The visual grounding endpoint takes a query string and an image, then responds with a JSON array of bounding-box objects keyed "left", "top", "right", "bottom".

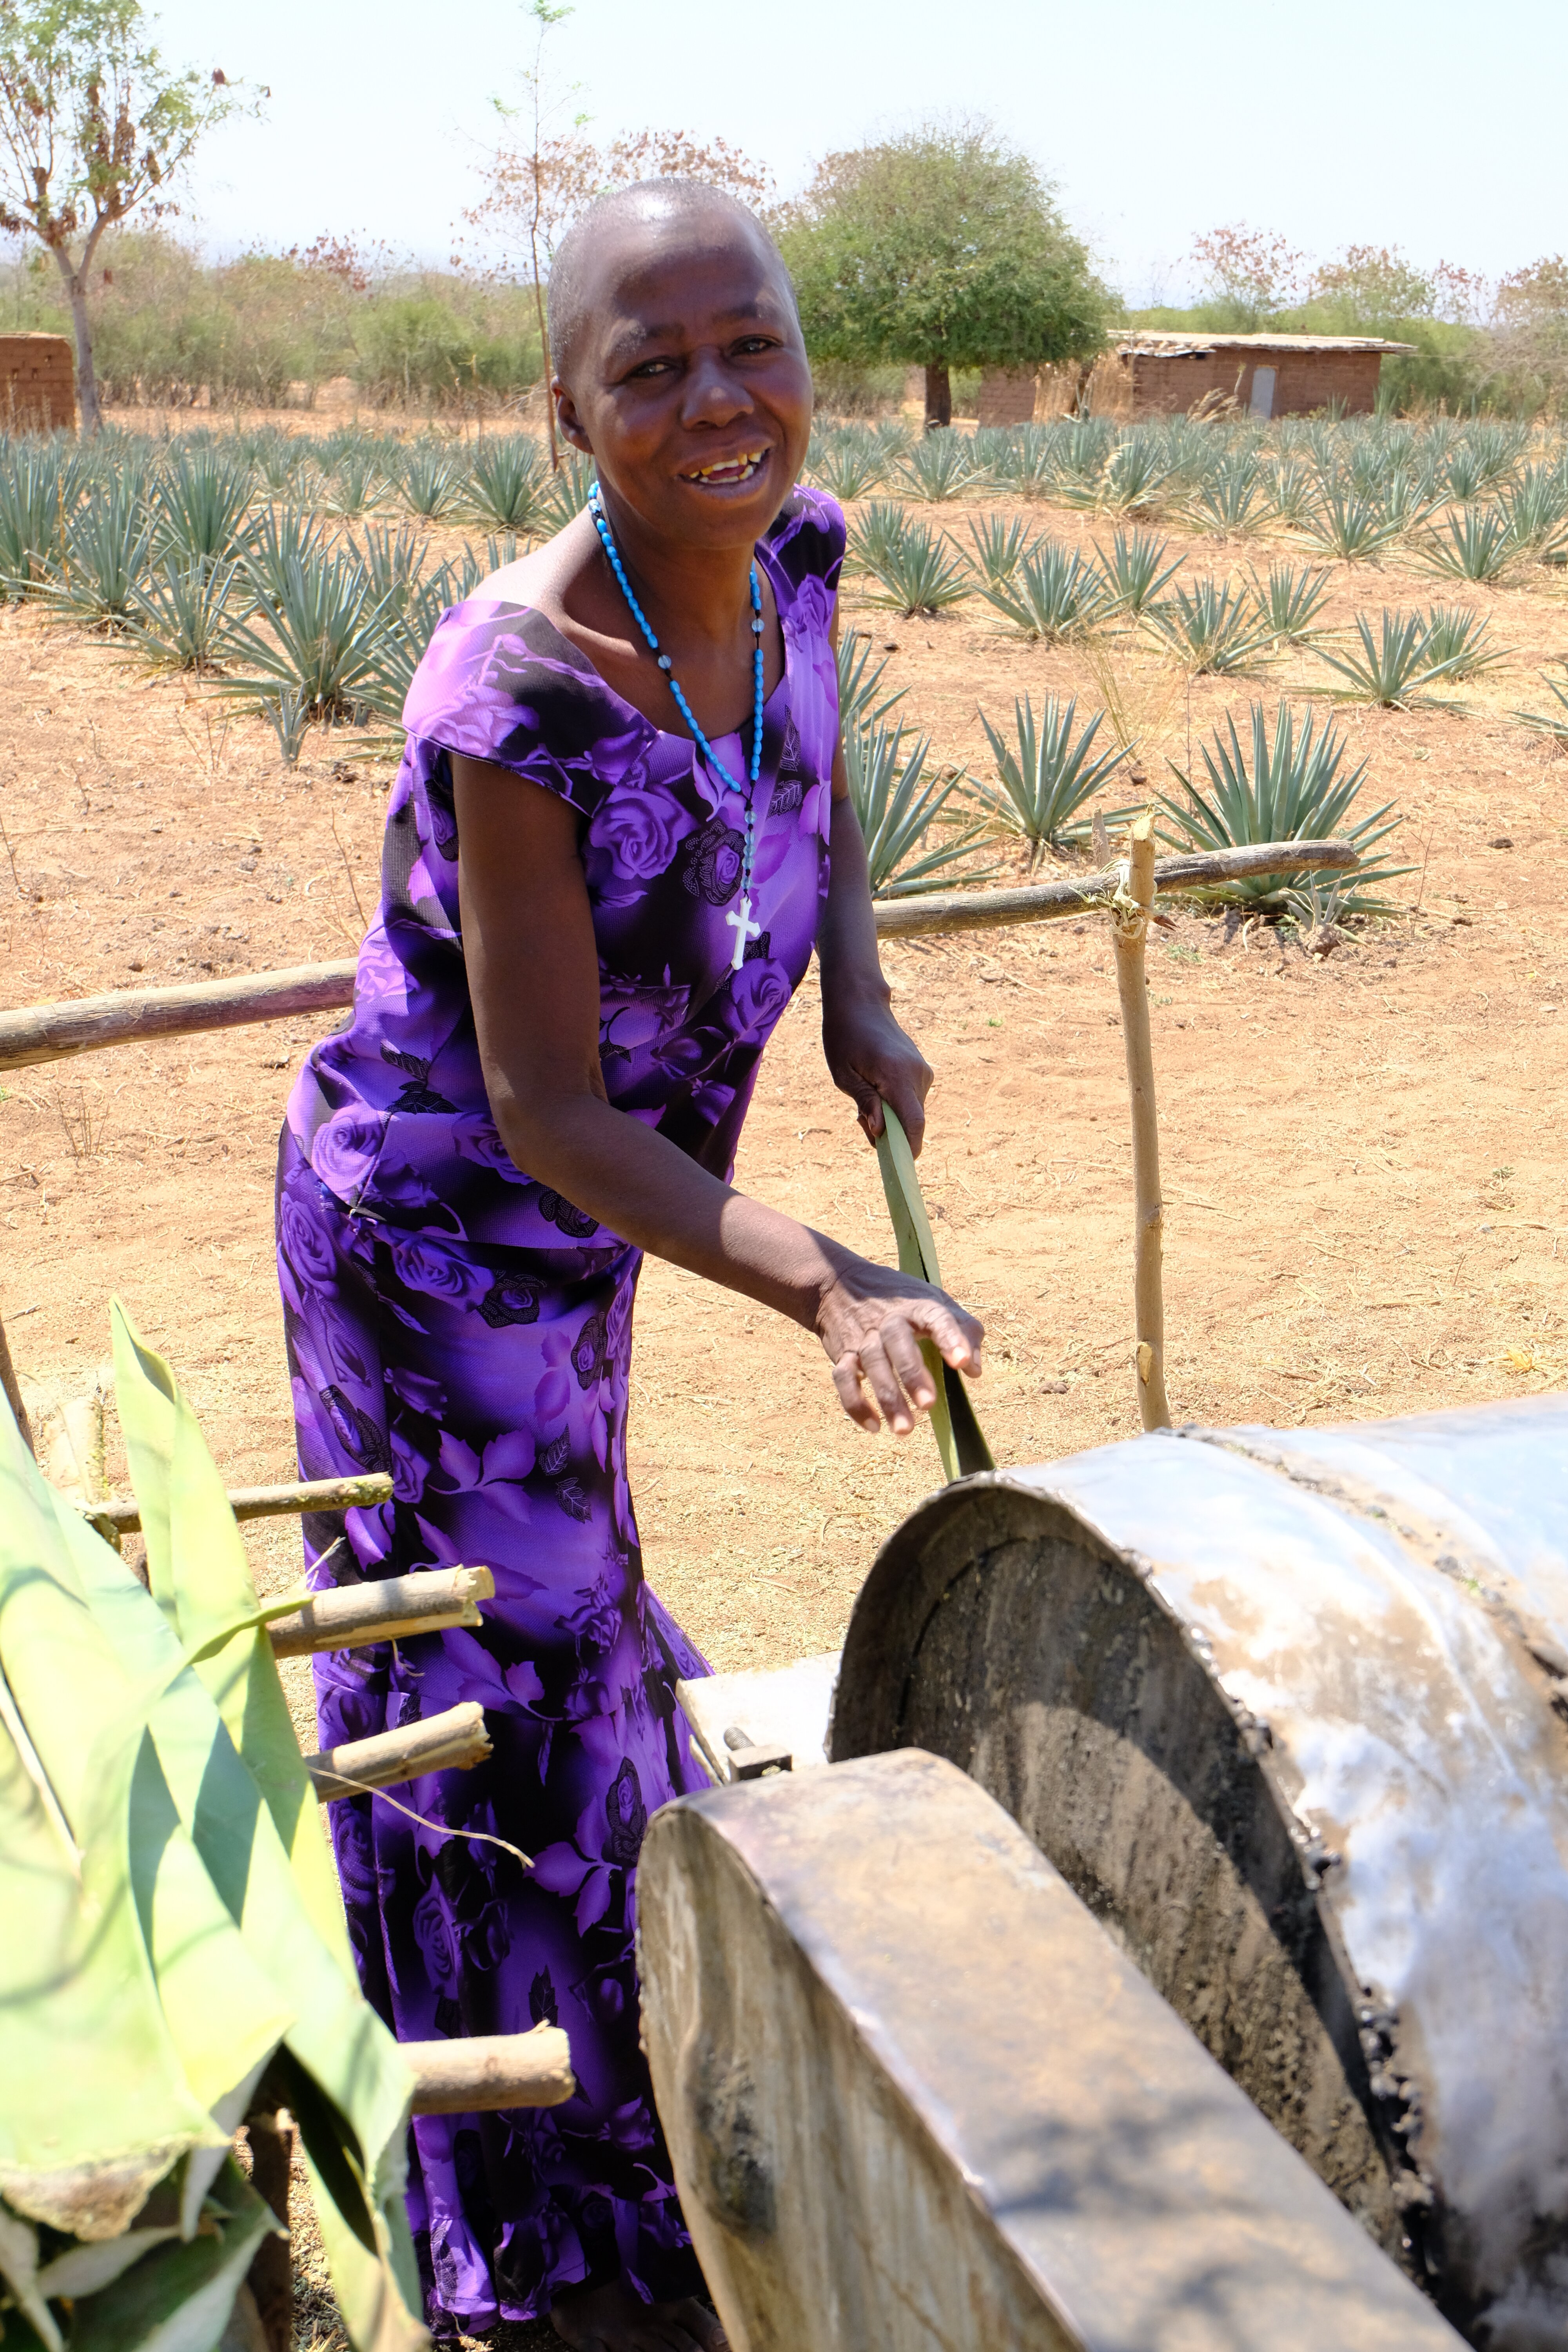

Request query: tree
[
  {"left": 0, "top": 0, "right": 249, "bottom": 432},
  {"left": 1491, "top": 257, "right": 1568, "bottom": 409},
  {"left": 777, "top": 121, "right": 1113, "bottom": 429},
  {"left": 467, "top": 6, "right": 772, "bottom": 465},
  {"left": 1187, "top": 224, "right": 1309, "bottom": 329}
]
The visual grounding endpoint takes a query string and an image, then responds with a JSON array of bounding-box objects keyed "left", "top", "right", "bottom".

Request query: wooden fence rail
[{"left": 0, "top": 840, "right": 1356, "bottom": 1072}]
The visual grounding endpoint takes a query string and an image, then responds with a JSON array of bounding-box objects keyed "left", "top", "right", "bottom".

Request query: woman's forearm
[{"left": 486, "top": 1072, "right": 846, "bottom": 1332}]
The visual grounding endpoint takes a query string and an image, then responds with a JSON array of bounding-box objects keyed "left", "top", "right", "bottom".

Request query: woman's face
[{"left": 555, "top": 215, "right": 814, "bottom": 554}]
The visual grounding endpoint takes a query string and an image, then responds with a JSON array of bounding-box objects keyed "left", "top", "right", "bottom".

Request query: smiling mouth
[{"left": 682, "top": 448, "right": 769, "bottom": 486}]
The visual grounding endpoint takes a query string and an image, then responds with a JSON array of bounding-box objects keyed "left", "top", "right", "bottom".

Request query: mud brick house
[
  {"left": 0, "top": 335, "right": 75, "bottom": 432},
  {"left": 1113, "top": 331, "right": 1413, "bottom": 419}
]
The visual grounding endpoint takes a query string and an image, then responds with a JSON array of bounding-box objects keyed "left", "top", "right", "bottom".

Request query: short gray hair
[{"left": 547, "top": 179, "right": 788, "bottom": 385}]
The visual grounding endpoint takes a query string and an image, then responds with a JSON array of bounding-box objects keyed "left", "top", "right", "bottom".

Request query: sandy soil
[{"left": 3, "top": 432, "right": 1566, "bottom": 2348}]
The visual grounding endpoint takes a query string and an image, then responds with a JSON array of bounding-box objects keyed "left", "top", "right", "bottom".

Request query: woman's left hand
[{"left": 822, "top": 984, "right": 934, "bottom": 1156}]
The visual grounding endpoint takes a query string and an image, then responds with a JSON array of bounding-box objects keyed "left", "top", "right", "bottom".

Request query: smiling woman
[{"left": 273, "top": 178, "right": 984, "bottom": 2352}]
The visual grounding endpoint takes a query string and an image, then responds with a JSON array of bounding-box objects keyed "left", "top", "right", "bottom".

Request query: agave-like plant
[
  {"left": 975, "top": 539, "right": 1109, "bottom": 640},
  {"left": 122, "top": 557, "right": 240, "bottom": 674},
  {"left": 34, "top": 469, "right": 154, "bottom": 628},
  {"left": 237, "top": 501, "right": 333, "bottom": 606},
  {"left": 846, "top": 499, "right": 908, "bottom": 575},
  {"left": 1096, "top": 434, "right": 1178, "bottom": 515},
  {"left": 846, "top": 719, "right": 994, "bottom": 896},
  {"left": 1420, "top": 603, "right": 1506, "bottom": 679},
  {"left": 1378, "top": 467, "right": 1439, "bottom": 535},
  {"left": 252, "top": 433, "right": 313, "bottom": 498},
  {"left": 1002, "top": 422, "right": 1063, "bottom": 499},
  {"left": 1344, "top": 437, "right": 1396, "bottom": 498},
  {"left": 0, "top": 443, "right": 84, "bottom": 593},
  {"left": 0, "top": 1307, "right": 429, "bottom": 2352},
  {"left": 1418, "top": 503, "right": 1517, "bottom": 583},
  {"left": 151, "top": 450, "right": 252, "bottom": 570},
  {"left": 1044, "top": 419, "right": 1112, "bottom": 508},
  {"left": 1093, "top": 526, "right": 1183, "bottom": 615},
  {"left": 807, "top": 425, "right": 886, "bottom": 501},
  {"left": 534, "top": 447, "right": 598, "bottom": 534},
  {"left": 320, "top": 447, "right": 388, "bottom": 521},
  {"left": 1512, "top": 668, "right": 1568, "bottom": 746},
  {"left": 896, "top": 432, "right": 975, "bottom": 502},
  {"left": 965, "top": 426, "right": 1019, "bottom": 492},
  {"left": 1266, "top": 456, "right": 1321, "bottom": 528},
  {"left": 1314, "top": 608, "right": 1468, "bottom": 707},
  {"left": 468, "top": 434, "right": 550, "bottom": 531},
  {"left": 222, "top": 524, "right": 394, "bottom": 722},
  {"left": 1450, "top": 421, "right": 1527, "bottom": 497},
  {"left": 962, "top": 512, "right": 1036, "bottom": 591},
  {"left": 872, "top": 416, "right": 916, "bottom": 463},
  {"left": 260, "top": 682, "right": 313, "bottom": 764},
  {"left": 1185, "top": 452, "right": 1268, "bottom": 535},
  {"left": 837, "top": 630, "right": 907, "bottom": 734},
  {"left": 1300, "top": 483, "right": 1406, "bottom": 562},
  {"left": 855, "top": 511, "right": 972, "bottom": 615},
  {"left": 1143, "top": 577, "right": 1275, "bottom": 674},
  {"left": 399, "top": 440, "right": 468, "bottom": 520},
  {"left": 1158, "top": 699, "right": 1405, "bottom": 910},
  {"left": 1495, "top": 465, "right": 1568, "bottom": 561},
  {"left": 350, "top": 519, "right": 433, "bottom": 615},
  {"left": 1245, "top": 560, "right": 1334, "bottom": 644},
  {"left": 972, "top": 693, "right": 1133, "bottom": 868}
]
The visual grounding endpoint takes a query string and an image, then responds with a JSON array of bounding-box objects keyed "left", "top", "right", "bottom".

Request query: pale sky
[{"left": 161, "top": 0, "right": 1562, "bottom": 301}]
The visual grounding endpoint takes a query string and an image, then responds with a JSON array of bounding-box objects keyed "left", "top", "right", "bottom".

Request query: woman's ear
[{"left": 554, "top": 380, "right": 593, "bottom": 455}]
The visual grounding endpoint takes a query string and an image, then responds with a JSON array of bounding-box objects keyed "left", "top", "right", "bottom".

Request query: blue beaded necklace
[{"left": 588, "top": 483, "right": 766, "bottom": 970}]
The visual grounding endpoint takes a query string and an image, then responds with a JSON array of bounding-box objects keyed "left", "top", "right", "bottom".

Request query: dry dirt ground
[{"left": 3, "top": 420, "right": 1566, "bottom": 2348}]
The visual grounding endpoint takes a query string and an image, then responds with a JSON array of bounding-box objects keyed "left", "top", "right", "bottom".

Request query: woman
[{"left": 276, "top": 179, "right": 984, "bottom": 2352}]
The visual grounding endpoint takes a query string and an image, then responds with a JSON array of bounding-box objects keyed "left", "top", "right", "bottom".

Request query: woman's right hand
[{"left": 815, "top": 1256, "right": 984, "bottom": 1436}]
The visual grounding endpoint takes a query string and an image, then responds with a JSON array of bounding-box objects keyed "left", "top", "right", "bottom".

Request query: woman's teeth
[{"left": 686, "top": 450, "right": 766, "bottom": 484}]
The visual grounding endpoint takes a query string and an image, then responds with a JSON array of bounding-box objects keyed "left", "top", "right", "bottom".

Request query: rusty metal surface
[
  {"left": 637, "top": 1749, "right": 1461, "bottom": 2352},
  {"left": 829, "top": 1398, "right": 1568, "bottom": 2350}
]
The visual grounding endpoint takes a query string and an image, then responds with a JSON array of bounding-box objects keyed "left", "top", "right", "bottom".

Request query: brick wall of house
[
  {"left": 0, "top": 335, "right": 76, "bottom": 432},
  {"left": 1125, "top": 347, "right": 1384, "bottom": 418},
  {"left": 976, "top": 368, "right": 1041, "bottom": 427}
]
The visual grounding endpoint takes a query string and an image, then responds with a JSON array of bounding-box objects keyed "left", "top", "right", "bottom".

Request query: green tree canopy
[
  {"left": 0, "top": 0, "right": 252, "bottom": 429},
  {"left": 778, "top": 122, "right": 1114, "bottom": 427}
]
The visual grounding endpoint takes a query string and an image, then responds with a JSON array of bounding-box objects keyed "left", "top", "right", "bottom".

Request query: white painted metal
[
  {"left": 677, "top": 1651, "right": 839, "bottom": 1784},
  {"left": 940, "top": 1398, "right": 1568, "bottom": 2349}
]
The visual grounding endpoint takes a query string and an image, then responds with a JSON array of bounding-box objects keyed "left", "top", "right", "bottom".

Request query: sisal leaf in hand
[{"left": 873, "top": 1106, "right": 994, "bottom": 1483}]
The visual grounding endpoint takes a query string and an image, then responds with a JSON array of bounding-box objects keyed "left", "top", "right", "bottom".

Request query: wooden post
[
  {"left": 302, "top": 1700, "right": 492, "bottom": 1800},
  {"left": 242, "top": 2109, "right": 294, "bottom": 2352},
  {"left": 403, "top": 2026, "right": 575, "bottom": 2114},
  {"left": 1111, "top": 816, "right": 1173, "bottom": 1432},
  {"left": 0, "top": 1309, "right": 32, "bottom": 1454},
  {"left": 267, "top": 1564, "right": 494, "bottom": 1658}
]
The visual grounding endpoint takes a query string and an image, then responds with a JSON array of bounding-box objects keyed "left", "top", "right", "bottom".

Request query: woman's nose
[{"left": 681, "top": 348, "right": 754, "bottom": 428}]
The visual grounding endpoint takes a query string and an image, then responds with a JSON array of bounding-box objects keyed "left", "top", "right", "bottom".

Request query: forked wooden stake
[{"left": 1111, "top": 816, "right": 1173, "bottom": 1432}]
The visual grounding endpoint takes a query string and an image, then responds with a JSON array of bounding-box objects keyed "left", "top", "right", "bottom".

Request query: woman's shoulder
[
  {"left": 402, "top": 597, "right": 647, "bottom": 793},
  {"left": 762, "top": 484, "right": 846, "bottom": 594}
]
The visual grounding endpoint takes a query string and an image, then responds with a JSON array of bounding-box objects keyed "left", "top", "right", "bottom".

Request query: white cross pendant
[{"left": 726, "top": 894, "right": 761, "bottom": 970}]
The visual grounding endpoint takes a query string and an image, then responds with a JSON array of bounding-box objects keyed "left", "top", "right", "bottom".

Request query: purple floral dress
[{"left": 275, "top": 488, "right": 844, "bottom": 2332}]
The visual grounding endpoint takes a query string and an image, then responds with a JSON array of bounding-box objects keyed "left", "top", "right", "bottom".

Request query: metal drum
[{"left": 829, "top": 1398, "right": 1568, "bottom": 2350}]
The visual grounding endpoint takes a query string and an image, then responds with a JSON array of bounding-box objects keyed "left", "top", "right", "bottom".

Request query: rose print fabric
[{"left": 276, "top": 488, "right": 845, "bottom": 2331}]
